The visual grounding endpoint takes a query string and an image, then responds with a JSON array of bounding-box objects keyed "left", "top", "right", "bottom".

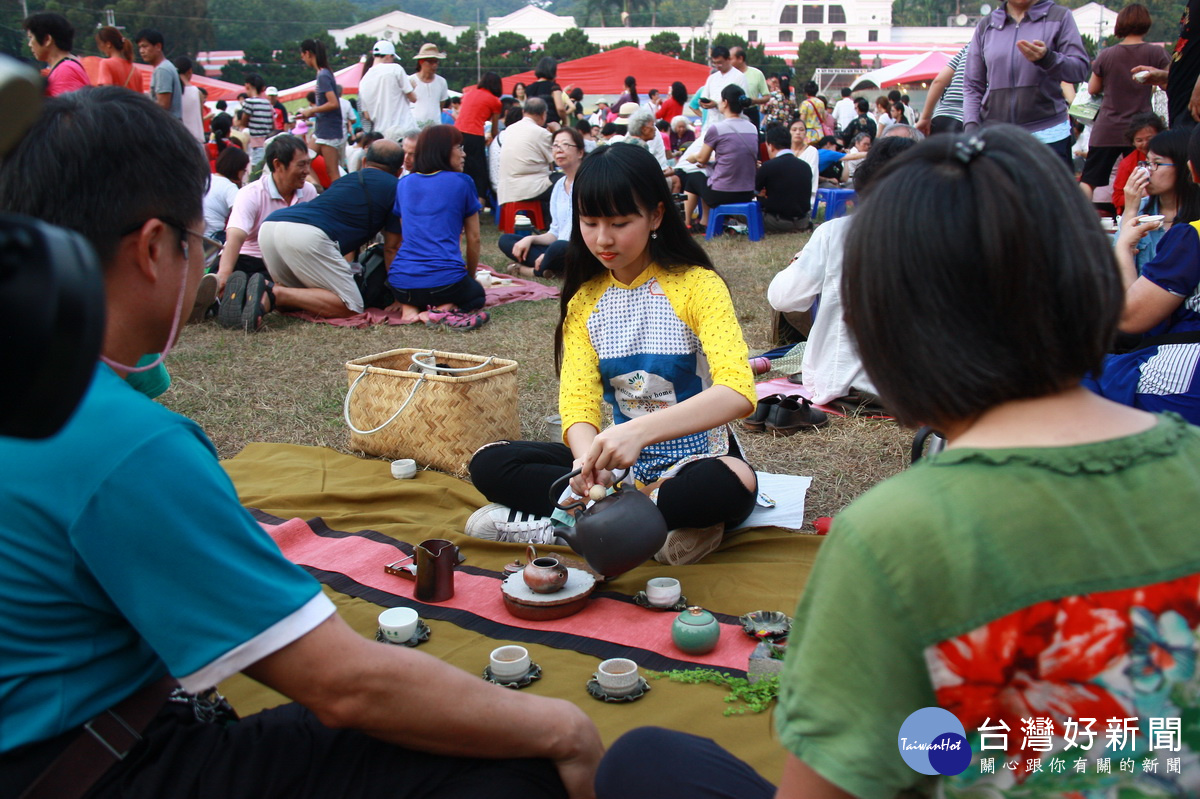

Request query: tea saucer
[
  {"left": 483, "top": 662, "right": 543, "bottom": 689},
  {"left": 739, "top": 610, "right": 791, "bottom": 641},
  {"left": 632, "top": 591, "right": 689, "bottom": 612},
  {"left": 375, "top": 619, "right": 431, "bottom": 647},
  {"left": 586, "top": 676, "right": 651, "bottom": 702}
]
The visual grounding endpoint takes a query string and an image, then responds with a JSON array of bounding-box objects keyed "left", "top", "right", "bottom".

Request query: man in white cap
[
  {"left": 266, "top": 85, "right": 288, "bottom": 133},
  {"left": 410, "top": 42, "right": 449, "bottom": 129},
  {"left": 357, "top": 39, "right": 416, "bottom": 135}
]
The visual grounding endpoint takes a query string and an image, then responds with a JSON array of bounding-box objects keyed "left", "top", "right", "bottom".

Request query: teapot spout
[{"left": 552, "top": 523, "right": 581, "bottom": 554}]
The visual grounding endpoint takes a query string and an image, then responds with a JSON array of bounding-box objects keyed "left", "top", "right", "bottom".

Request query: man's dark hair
[
  {"left": 244, "top": 73, "right": 265, "bottom": 93},
  {"left": 601, "top": 122, "right": 617, "bottom": 137},
  {"left": 173, "top": 56, "right": 192, "bottom": 75},
  {"left": 655, "top": 119, "right": 668, "bottom": 131},
  {"left": 887, "top": 89, "right": 902, "bottom": 103},
  {"left": 855, "top": 96, "right": 870, "bottom": 113},
  {"left": 842, "top": 126, "right": 1122, "bottom": 428},
  {"left": 265, "top": 134, "right": 307, "bottom": 173},
  {"left": 305, "top": 91, "right": 316, "bottom": 105},
  {"left": 764, "top": 124, "right": 791, "bottom": 150},
  {"left": 0, "top": 88, "right": 207, "bottom": 269},
  {"left": 23, "top": 13, "right": 74, "bottom": 52},
  {"left": 134, "top": 28, "right": 163, "bottom": 48},
  {"left": 363, "top": 131, "right": 385, "bottom": 145},
  {"left": 413, "top": 124, "right": 463, "bottom": 173},
  {"left": 817, "top": 135, "right": 841, "bottom": 149},
  {"left": 710, "top": 45, "right": 730, "bottom": 60},
  {"left": 216, "top": 100, "right": 227, "bottom": 110},
  {"left": 215, "top": 146, "right": 249, "bottom": 182},
  {"left": 803, "top": 80, "right": 818, "bottom": 96},
  {"left": 841, "top": 87, "right": 852, "bottom": 97},
  {"left": 575, "top": 119, "right": 592, "bottom": 135},
  {"left": 504, "top": 105, "right": 524, "bottom": 126},
  {"left": 365, "top": 139, "right": 405, "bottom": 174}
]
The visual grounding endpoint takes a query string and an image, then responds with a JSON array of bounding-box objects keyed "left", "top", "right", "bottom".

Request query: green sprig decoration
[{"left": 647, "top": 668, "right": 780, "bottom": 716}]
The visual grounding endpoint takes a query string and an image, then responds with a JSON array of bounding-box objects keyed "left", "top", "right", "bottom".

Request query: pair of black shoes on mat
[{"left": 744, "top": 394, "right": 829, "bottom": 435}]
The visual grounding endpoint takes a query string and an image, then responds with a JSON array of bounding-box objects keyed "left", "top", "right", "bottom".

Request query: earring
[{"left": 651, "top": 230, "right": 658, "bottom": 240}]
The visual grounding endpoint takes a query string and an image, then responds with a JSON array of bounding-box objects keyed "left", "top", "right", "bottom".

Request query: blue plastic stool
[
  {"left": 813, "top": 188, "right": 857, "bottom": 221},
  {"left": 705, "top": 200, "right": 764, "bottom": 241}
]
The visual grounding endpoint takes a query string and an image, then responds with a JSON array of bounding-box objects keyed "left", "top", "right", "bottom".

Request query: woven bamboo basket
[{"left": 344, "top": 349, "right": 520, "bottom": 476}]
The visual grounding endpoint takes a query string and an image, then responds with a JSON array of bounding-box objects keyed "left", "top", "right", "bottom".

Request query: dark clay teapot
[{"left": 548, "top": 468, "right": 668, "bottom": 579}]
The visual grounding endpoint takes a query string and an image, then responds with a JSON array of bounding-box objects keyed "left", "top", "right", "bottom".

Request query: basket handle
[
  {"left": 343, "top": 368, "right": 427, "bottom": 436},
  {"left": 343, "top": 353, "right": 500, "bottom": 436}
]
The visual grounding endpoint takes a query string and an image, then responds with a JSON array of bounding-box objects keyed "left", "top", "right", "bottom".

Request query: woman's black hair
[
  {"left": 478, "top": 71, "right": 503, "bottom": 97},
  {"left": 841, "top": 125, "right": 1124, "bottom": 428},
  {"left": 778, "top": 74, "right": 791, "bottom": 98},
  {"left": 670, "top": 81, "right": 688, "bottom": 105},
  {"left": 413, "top": 124, "right": 463, "bottom": 173},
  {"left": 1125, "top": 111, "right": 1165, "bottom": 143},
  {"left": 720, "top": 83, "right": 750, "bottom": 115},
  {"left": 504, "top": 104, "right": 524, "bottom": 126},
  {"left": 512, "top": 81, "right": 526, "bottom": 97},
  {"left": 535, "top": 56, "right": 558, "bottom": 81},
  {"left": 624, "top": 75, "right": 639, "bottom": 104},
  {"left": 23, "top": 12, "right": 74, "bottom": 52},
  {"left": 554, "top": 125, "right": 586, "bottom": 152},
  {"left": 554, "top": 143, "right": 717, "bottom": 371},
  {"left": 215, "top": 145, "right": 250, "bottom": 182},
  {"left": 300, "top": 39, "right": 330, "bottom": 70},
  {"left": 803, "top": 80, "right": 818, "bottom": 96},
  {"left": 1148, "top": 128, "right": 1200, "bottom": 224}
]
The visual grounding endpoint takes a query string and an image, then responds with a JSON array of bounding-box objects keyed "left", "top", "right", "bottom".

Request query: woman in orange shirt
[{"left": 95, "top": 26, "right": 142, "bottom": 92}]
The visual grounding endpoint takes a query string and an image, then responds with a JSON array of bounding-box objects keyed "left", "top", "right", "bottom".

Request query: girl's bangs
[{"left": 574, "top": 160, "right": 645, "bottom": 219}]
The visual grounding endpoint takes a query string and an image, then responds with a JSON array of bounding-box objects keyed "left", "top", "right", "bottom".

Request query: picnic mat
[
  {"left": 283, "top": 267, "right": 559, "bottom": 329},
  {"left": 218, "top": 443, "right": 822, "bottom": 782}
]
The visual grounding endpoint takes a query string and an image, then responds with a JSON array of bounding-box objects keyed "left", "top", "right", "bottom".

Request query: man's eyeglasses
[{"left": 121, "top": 218, "right": 223, "bottom": 265}]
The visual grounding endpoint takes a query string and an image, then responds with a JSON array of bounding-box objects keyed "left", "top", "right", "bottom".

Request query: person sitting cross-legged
[
  {"left": 498, "top": 126, "right": 585, "bottom": 279},
  {"left": 0, "top": 86, "right": 603, "bottom": 799}
]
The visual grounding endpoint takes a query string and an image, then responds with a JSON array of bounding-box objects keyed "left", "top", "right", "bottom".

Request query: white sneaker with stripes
[{"left": 465, "top": 503, "right": 560, "bottom": 544}]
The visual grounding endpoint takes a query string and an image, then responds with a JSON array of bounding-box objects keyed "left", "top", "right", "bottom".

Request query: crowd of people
[{"left": 9, "top": 0, "right": 1200, "bottom": 795}]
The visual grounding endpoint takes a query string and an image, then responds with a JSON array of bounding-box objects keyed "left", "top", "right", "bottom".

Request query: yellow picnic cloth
[{"left": 219, "top": 442, "right": 821, "bottom": 784}]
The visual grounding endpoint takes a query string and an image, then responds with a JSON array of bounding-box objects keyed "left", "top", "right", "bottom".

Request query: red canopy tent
[
  {"left": 501, "top": 47, "right": 712, "bottom": 97},
  {"left": 850, "top": 51, "right": 952, "bottom": 90},
  {"left": 277, "top": 62, "right": 364, "bottom": 103},
  {"left": 78, "top": 57, "right": 245, "bottom": 100}
]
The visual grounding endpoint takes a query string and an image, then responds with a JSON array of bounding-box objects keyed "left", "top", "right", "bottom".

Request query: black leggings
[
  {"left": 469, "top": 440, "right": 757, "bottom": 531},
  {"left": 497, "top": 235, "right": 568, "bottom": 276}
]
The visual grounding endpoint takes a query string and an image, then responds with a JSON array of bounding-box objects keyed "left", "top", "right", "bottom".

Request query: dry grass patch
[{"left": 161, "top": 222, "right": 911, "bottom": 526}]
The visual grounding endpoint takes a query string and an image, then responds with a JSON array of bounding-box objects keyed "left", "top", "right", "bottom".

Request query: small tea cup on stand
[
  {"left": 595, "top": 658, "right": 641, "bottom": 697},
  {"left": 645, "top": 577, "right": 682, "bottom": 608},
  {"left": 489, "top": 645, "right": 532, "bottom": 681},
  {"left": 378, "top": 607, "right": 419, "bottom": 643}
]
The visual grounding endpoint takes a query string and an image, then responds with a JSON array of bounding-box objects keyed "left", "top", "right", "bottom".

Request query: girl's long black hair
[
  {"left": 553, "top": 143, "right": 718, "bottom": 372},
  {"left": 1147, "top": 128, "right": 1200, "bottom": 224}
]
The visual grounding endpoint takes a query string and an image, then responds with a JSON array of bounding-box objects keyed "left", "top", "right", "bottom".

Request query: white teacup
[
  {"left": 391, "top": 458, "right": 417, "bottom": 479},
  {"left": 596, "top": 657, "right": 640, "bottom": 696},
  {"left": 378, "top": 607, "right": 420, "bottom": 643},
  {"left": 646, "top": 577, "right": 682, "bottom": 608},
  {"left": 490, "top": 645, "right": 531, "bottom": 680}
]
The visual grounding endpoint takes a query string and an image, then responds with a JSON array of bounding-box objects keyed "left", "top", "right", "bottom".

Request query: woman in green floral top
[{"left": 761, "top": 74, "right": 796, "bottom": 130}]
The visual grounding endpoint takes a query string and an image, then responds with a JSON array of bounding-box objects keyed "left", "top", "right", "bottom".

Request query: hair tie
[
  {"left": 953, "top": 135, "right": 985, "bottom": 164},
  {"left": 738, "top": 95, "right": 750, "bottom": 107}
]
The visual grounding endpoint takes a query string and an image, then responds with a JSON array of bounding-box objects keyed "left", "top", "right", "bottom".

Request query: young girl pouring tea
[{"left": 468, "top": 143, "right": 758, "bottom": 566}]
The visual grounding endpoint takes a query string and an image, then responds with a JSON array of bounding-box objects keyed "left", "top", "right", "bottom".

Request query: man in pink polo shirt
[{"left": 214, "top": 134, "right": 316, "bottom": 326}]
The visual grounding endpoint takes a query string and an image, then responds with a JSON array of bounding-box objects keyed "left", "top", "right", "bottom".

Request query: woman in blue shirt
[{"left": 389, "top": 124, "right": 488, "bottom": 330}]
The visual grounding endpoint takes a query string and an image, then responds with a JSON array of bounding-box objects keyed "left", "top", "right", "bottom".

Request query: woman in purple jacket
[{"left": 962, "top": 0, "right": 1089, "bottom": 169}]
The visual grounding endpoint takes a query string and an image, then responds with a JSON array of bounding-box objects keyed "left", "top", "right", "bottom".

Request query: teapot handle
[
  {"left": 549, "top": 468, "right": 587, "bottom": 511},
  {"left": 548, "top": 467, "right": 632, "bottom": 511}
]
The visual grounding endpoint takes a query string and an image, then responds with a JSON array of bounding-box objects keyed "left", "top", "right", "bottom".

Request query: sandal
[
  {"left": 240, "top": 273, "right": 276, "bottom": 332},
  {"left": 217, "top": 271, "right": 248, "bottom": 329},
  {"left": 426, "top": 308, "right": 489, "bottom": 330},
  {"left": 189, "top": 273, "right": 219, "bottom": 324}
]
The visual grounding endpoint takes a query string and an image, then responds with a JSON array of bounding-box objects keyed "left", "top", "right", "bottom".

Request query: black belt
[{"left": 15, "top": 676, "right": 179, "bottom": 799}]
